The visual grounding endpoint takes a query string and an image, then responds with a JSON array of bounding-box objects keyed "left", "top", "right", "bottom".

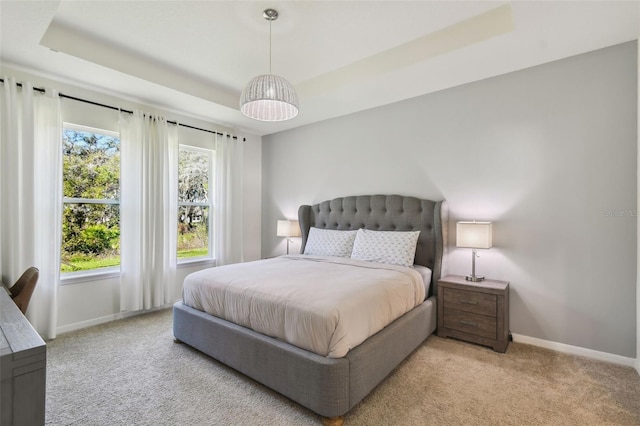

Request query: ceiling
[{"left": 1, "top": 1, "right": 638, "bottom": 137}]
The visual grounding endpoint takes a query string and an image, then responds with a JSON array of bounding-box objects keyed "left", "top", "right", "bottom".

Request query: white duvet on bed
[{"left": 182, "top": 254, "right": 426, "bottom": 358}]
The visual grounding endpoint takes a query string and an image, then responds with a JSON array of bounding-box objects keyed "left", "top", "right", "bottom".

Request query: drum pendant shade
[
  {"left": 240, "top": 9, "right": 299, "bottom": 122},
  {"left": 240, "top": 74, "right": 299, "bottom": 121}
]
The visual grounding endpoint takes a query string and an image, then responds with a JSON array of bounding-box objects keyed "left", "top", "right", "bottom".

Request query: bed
[{"left": 173, "top": 195, "right": 448, "bottom": 424}]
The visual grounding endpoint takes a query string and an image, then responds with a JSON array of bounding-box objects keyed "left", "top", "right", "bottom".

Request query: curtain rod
[{"left": 0, "top": 78, "right": 245, "bottom": 142}]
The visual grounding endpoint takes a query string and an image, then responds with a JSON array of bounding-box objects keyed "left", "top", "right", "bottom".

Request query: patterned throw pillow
[
  {"left": 351, "top": 229, "right": 420, "bottom": 267},
  {"left": 303, "top": 228, "right": 358, "bottom": 257}
]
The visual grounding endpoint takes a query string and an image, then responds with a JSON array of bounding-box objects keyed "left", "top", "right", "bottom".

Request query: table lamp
[
  {"left": 456, "top": 221, "right": 493, "bottom": 282},
  {"left": 277, "top": 220, "right": 301, "bottom": 255}
]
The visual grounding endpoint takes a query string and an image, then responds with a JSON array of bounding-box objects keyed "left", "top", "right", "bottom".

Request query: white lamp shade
[
  {"left": 277, "top": 220, "right": 301, "bottom": 238},
  {"left": 456, "top": 222, "right": 493, "bottom": 249},
  {"left": 240, "top": 74, "right": 299, "bottom": 122}
]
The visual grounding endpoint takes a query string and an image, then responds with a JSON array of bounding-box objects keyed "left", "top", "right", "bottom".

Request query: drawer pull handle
[
  {"left": 460, "top": 299, "right": 479, "bottom": 305},
  {"left": 459, "top": 320, "right": 478, "bottom": 327}
]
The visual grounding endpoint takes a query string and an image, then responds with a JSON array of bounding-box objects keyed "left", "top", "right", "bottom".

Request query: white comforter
[{"left": 182, "top": 255, "right": 426, "bottom": 358}]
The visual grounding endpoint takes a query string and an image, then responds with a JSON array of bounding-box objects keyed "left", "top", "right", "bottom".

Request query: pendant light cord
[
  {"left": 269, "top": 17, "right": 272, "bottom": 74},
  {"left": 262, "top": 9, "right": 278, "bottom": 75}
]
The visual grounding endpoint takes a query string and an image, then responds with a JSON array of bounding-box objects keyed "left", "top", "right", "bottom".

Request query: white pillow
[
  {"left": 303, "top": 228, "right": 358, "bottom": 257},
  {"left": 351, "top": 229, "right": 420, "bottom": 267}
]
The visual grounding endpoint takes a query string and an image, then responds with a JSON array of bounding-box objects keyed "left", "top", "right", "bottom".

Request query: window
[
  {"left": 178, "top": 145, "right": 213, "bottom": 260},
  {"left": 61, "top": 124, "right": 120, "bottom": 273}
]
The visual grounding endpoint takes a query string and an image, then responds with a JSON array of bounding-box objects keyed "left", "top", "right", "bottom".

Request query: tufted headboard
[{"left": 298, "top": 195, "right": 448, "bottom": 293}]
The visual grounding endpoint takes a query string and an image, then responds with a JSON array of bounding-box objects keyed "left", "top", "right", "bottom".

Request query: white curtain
[
  {"left": 119, "top": 111, "right": 178, "bottom": 311},
  {"left": 214, "top": 133, "right": 244, "bottom": 266},
  {"left": 0, "top": 78, "right": 62, "bottom": 339}
]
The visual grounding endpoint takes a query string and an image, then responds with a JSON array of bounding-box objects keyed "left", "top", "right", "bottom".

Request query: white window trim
[
  {"left": 60, "top": 267, "right": 120, "bottom": 285},
  {"left": 64, "top": 122, "right": 119, "bottom": 139},
  {"left": 177, "top": 258, "right": 215, "bottom": 269},
  {"left": 63, "top": 198, "right": 119, "bottom": 204}
]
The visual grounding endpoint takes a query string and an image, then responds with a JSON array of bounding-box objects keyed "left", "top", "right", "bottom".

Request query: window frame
[
  {"left": 60, "top": 122, "right": 121, "bottom": 280},
  {"left": 177, "top": 144, "right": 214, "bottom": 263}
]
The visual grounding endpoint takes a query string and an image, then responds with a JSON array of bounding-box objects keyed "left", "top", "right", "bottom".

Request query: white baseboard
[
  {"left": 56, "top": 304, "right": 174, "bottom": 336},
  {"left": 512, "top": 333, "right": 636, "bottom": 368},
  {"left": 635, "top": 357, "right": 640, "bottom": 375}
]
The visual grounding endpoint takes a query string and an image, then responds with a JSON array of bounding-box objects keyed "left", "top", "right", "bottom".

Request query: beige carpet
[{"left": 46, "top": 309, "right": 640, "bottom": 425}]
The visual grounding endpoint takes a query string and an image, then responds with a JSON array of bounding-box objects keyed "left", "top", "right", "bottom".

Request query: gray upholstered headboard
[{"left": 298, "top": 195, "right": 448, "bottom": 293}]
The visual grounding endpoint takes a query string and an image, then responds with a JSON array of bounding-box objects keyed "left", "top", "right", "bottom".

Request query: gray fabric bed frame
[{"left": 173, "top": 195, "right": 448, "bottom": 420}]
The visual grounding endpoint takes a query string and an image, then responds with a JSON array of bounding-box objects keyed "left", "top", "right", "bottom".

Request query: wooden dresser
[
  {"left": 437, "top": 275, "right": 510, "bottom": 353},
  {"left": 1, "top": 286, "right": 46, "bottom": 425}
]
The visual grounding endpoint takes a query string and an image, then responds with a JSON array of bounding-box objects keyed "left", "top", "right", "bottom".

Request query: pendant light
[{"left": 240, "top": 8, "right": 299, "bottom": 122}]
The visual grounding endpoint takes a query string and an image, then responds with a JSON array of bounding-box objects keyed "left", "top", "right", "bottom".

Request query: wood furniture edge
[
  {"left": 322, "top": 416, "right": 345, "bottom": 426},
  {"left": 1, "top": 286, "right": 46, "bottom": 425},
  {"left": 437, "top": 275, "right": 510, "bottom": 353}
]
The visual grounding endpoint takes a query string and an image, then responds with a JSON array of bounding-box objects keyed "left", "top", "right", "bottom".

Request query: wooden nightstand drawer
[
  {"left": 443, "top": 309, "right": 497, "bottom": 339},
  {"left": 443, "top": 287, "right": 497, "bottom": 317},
  {"left": 437, "top": 275, "right": 510, "bottom": 353}
]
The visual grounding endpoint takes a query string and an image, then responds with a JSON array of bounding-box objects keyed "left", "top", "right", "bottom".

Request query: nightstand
[{"left": 437, "top": 275, "right": 510, "bottom": 353}]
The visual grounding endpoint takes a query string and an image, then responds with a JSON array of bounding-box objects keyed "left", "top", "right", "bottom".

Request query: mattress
[{"left": 182, "top": 255, "right": 427, "bottom": 358}]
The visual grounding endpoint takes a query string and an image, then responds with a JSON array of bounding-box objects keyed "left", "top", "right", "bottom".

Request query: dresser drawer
[
  {"left": 437, "top": 276, "right": 510, "bottom": 352},
  {"left": 443, "top": 287, "right": 497, "bottom": 317},
  {"left": 443, "top": 309, "right": 497, "bottom": 339}
]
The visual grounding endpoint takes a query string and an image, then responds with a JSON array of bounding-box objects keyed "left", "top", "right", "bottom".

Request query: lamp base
[{"left": 465, "top": 275, "right": 485, "bottom": 282}]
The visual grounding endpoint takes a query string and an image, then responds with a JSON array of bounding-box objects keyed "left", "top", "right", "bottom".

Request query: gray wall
[{"left": 262, "top": 42, "right": 637, "bottom": 358}]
